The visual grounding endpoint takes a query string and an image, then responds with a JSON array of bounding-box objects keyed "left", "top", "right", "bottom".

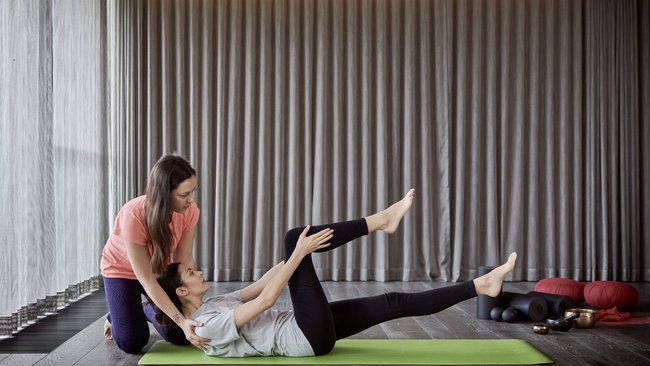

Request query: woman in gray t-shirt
[{"left": 152, "top": 189, "right": 518, "bottom": 357}]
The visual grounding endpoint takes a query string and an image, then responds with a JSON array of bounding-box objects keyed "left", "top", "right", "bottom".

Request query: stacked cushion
[{"left": 534, "top": 277, "right": 585, "bottom": 303}]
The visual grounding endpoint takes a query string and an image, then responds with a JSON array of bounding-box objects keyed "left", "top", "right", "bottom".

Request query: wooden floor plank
[
  {"left": 72, "top": 323, "right": 160, "bottom": 366},
  {"left": 0, "top": 354, "right": 46, "bottom": 366},
  {"left": 33, "top": 316, "right": 107, "bottom": 366}
]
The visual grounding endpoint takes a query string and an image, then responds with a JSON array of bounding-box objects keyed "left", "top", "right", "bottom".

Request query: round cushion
[
  {"left": 584, "top": 281, "right": 639, "bottom": 310},
  {"left": 534, "top": 278, "right": 585, "bottom": 303}
]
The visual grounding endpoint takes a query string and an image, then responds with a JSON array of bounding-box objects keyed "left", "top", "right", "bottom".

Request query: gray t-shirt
[{"left": 190, "top": 290, "right": 315, "bottom": 357}]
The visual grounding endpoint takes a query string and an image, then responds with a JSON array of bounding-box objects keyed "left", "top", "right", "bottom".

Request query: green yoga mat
[{"left": 139, "top": 339, "right": 553, "bottom": 365}]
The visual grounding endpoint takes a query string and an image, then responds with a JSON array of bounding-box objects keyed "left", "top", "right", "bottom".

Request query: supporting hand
[
  {"left": 180, "top": 317, "right": 210, "bottom": 351},
  {"left": 294, "top": 225, "right": 333, "bottom": 258}
]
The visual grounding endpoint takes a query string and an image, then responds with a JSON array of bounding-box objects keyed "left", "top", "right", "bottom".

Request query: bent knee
[
  {"left": 283, "top": 227, "right": 305, "bottom": 258},
  {"left": 114, "top": 334, "right": 149, "bottom": 354},
  {"left": 284, "top": 227, "right": 303, "bottom": 244},
  {"left": 313, "top": 339, "right": 336, "bottom": 356}
]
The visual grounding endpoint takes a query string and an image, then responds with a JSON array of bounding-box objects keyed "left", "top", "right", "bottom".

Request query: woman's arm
[
  {"left": 240, "top": 261, "right": 285, "bottom": 303},
  {"left": 126, "top": 241, "right": 210, "bottom": 350},
  {"left": 174, "top": 227, "right": 197, "bottom": 269},
  {"left": 232, "top": 226, "right": 333, "bottom": 330}
]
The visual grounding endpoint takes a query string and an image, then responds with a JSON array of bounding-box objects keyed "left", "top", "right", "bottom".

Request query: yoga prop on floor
[
  {"left": 490, "top": 306, "right": 504, "bottom": 321},
  {"left": 565, "top": 308, "right": 597, "bottom": 328},
  {"left": 501, "top": 292, "right": 548, "bottom": 322},
  {"left": 596, "top": 306, "right": 650, "bottom": 325},
  {"left": 490, "top": 306, "right": 518, "bottom": 323},
  {"left": 527, "top": 291, "right": 575, "bottom": 318},
  {"left": 501, "top": 307, "right": 518, "bottom": 323},
  {"left": 532, "top": 324, "right": 549, "bottom": 334},
  {"left": 477, "top": 266, "right": 502, "bottom": 320},
  {"left": 139, "top": 339, "right": 553, "bottom": 365},
  {"left": 545, "top": 312, "right": 579, "bottom": 332},
  {"left": 534, "top": 278, "right": 585, "bottom": 303},
  {"left": 484, "top": 291, "right": 576, "bottom": 324},
  {"left": 584, "top": 281, "right": 639, "bottom": 310}
]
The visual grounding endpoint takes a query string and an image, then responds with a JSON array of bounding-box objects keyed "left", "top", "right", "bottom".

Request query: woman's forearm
[
  {"left": 261, "top": 261, "right": 285, "bottom": 281},
  {"left": 256, "top": 254, "right": 302, "bottom": 309},
  {"left": 126, "top": 242, "right": 189, "bottom": 323},
  {"left": 233, "top": 253, "right": 303, "bottom": 328},
  {"left": 142, "top": 280, "right": 188, "bottom": 323},
  {"left": 241, "top": 261, "right": 285, "bottom": 302}
]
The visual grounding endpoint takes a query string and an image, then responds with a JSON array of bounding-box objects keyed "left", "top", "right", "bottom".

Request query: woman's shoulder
[
  {"left": 120, "top": 195, "right": 146, "bottom": 214},
  {"left": 124, "top": 195, "right": 146, "bottom": 206},
  {"left": 204, "top": 290, "right": 241, "bottom": 303}
]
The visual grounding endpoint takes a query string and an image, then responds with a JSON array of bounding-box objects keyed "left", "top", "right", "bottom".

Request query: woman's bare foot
[
  {"left": 366, "top": 189, "right": 415, "bottom": 234},
  {"left": 473, "top": 252, "right": 518, "bottom": 297},
  {"left": 104, "top": 319, "right": 113, "bottom": 340}
]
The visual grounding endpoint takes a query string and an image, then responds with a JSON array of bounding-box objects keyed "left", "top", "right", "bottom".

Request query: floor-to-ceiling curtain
[
  {"left": 107, "top": 0, "right": 650, "bottom": 284},
  {"left": 449, "top": 0, "right": 650, "bottom": 281},
  {"left": 0, "top": 0, "right": 107, "bottom": 336}
]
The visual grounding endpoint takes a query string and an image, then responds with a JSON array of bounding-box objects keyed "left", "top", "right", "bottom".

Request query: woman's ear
[{"left": 175, "top": 286, "right": 189, "bottom": 297}]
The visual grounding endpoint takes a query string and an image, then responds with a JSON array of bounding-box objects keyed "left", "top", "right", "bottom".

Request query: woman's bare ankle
[
  {"left": 474, "top": 252, "right": 517, "bottom": 297},
  {"left": 378, "top": 189, "right": 415, "bottom": 234}
]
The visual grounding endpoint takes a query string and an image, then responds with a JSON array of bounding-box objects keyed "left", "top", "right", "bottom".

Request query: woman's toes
[{"left": 104, "top": 319, "right": 113, "bottom": 340}]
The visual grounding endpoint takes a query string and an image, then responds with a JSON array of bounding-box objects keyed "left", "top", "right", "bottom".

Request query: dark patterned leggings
[
  {"left": 283, "top": 218, "right": 477, "bottom": 356},
  {"left": 103, "top": 277, "right": 188, "bottom": 353}
]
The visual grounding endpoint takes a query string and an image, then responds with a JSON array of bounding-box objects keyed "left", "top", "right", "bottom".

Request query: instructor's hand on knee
[{"left": 296, "top": 225, "right": 333, "bottom": 257}]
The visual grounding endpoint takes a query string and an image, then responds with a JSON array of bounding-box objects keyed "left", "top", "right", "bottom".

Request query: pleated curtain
[
  {"left": 107, "top": 0, "right": 650, "bottom": 283},
  {"left": 1, "top": 0, "right": 107, "bottom": 324}
]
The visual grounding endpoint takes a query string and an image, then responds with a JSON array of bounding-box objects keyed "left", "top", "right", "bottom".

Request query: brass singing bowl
[
  {"left": 565, "top": 308, "right": 597, "bottom": 329},
  {"left": 532, "top": 324, "right": 549, "bottom": 334}
]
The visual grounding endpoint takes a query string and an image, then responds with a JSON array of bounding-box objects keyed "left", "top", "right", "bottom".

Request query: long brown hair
[
  {"left": 150, "top": 262, "right": 184, "bottom": 327},
  {"left": 145, "top": 154, "right": 196, "bottom": 275}
]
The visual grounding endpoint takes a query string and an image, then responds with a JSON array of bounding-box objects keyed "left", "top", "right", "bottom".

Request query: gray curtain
[
  {"left": 107, "top": 0, "right": 650, "bottom": 283},
  {"left": 0, "top": 0, "right": 107, "bottom": 323}
]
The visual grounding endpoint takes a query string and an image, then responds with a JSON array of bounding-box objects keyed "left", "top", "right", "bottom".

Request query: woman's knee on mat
[{"left": 114, "top": 333, "right": 150, "bottom": 354}]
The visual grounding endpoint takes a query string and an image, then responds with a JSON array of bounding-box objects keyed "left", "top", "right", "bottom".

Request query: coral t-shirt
[{"left": 100, "top": 195, "right": 200, "bottom": 280}]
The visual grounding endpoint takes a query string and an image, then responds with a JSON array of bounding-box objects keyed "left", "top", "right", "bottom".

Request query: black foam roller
[
  {"left": 527, "top": 291, "right": 576, "bottom": 318},
  {"left": 477, "top": 266, "right": 502, "bottom": 319},
  {"left": 502, "top": 292, "right": 548, "bottom": 321}
]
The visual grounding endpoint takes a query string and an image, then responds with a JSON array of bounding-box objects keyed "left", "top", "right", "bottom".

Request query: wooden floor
[{"left": 1, "top": 281, "right": 648, "bottom": 365}]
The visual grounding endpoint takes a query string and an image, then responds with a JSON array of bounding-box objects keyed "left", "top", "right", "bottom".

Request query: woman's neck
[{"left": 181, "top": 296, "right": 204, "bottom": 316}]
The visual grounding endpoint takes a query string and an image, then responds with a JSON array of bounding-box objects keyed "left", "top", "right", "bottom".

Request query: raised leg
[
  {"left": 284, "top": 189, "right": 416, "bottom": 355},
  {"left": 283, "top": 219, "right": 369, "bottom": 355},
  {"left": 329, "top": 252, "right": 518, "bottom": 339}
]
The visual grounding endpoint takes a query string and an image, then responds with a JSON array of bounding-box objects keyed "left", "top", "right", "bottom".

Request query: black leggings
[{"left": 283, "top": 219, "right": 477, "bottom": 356}]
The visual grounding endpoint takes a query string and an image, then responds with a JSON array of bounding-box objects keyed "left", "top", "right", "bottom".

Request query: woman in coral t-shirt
[{"left": 100, "top": 154, "right": 210, "bottom": 353}]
